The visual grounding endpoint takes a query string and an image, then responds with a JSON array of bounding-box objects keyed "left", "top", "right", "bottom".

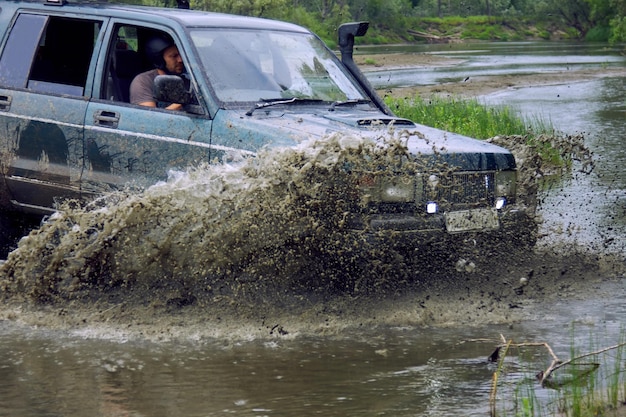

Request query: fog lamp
[
  {"left": 495, "top": 197, "right": 507, "bottom": 210},
  {"left": 426, "top": 201, "right": 439, "bottom": 214}
]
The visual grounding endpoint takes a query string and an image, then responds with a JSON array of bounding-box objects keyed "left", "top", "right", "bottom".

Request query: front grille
[{"left": 424, "top": 171, "right": 495, "bottom": 206}]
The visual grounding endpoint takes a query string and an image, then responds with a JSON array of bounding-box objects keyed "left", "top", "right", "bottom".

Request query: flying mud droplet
[{"left": 455, "top": 258, "right": 476, "bottom": 273}]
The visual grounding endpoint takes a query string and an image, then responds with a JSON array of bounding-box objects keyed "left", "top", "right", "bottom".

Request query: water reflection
[{"left": 0, "top": 321, "right": 502, "bottom": 416}]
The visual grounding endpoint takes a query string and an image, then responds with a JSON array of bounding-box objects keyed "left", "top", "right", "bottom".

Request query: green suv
[{"left": 0, "top": 0, "right": 531, "bottom": 257}]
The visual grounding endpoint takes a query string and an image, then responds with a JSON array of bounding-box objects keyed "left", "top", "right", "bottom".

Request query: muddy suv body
[{"left": 0, "top": 0, "right": 531, "bottom": 253}]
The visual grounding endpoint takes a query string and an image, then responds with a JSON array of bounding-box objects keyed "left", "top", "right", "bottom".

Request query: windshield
[{"left": 190, "top": 29, "right": 368, "bottom": 104}]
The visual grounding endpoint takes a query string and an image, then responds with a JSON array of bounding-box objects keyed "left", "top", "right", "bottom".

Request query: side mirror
[{"left": 154, "top": 75, "right": 191, "bottom": 105}]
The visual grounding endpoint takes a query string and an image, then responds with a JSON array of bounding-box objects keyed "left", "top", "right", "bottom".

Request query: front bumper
[
  {"left": 349, "top": 205, "right": 531, "bottom": 236},
  {"left": 340, "top": 206, "right": 537, "bottom": 259}
]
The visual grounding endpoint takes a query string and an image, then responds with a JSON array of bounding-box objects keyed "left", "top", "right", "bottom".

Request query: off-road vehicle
[{"left": 0, "top": 0, "right": 532, "bottom": 257}]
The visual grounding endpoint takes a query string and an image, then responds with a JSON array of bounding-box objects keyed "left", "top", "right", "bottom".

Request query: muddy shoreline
[{"left": 356, "top": 52, "right": 626, "bottom": 98}]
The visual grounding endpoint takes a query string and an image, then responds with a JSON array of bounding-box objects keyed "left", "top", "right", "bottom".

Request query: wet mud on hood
[{"left": 222, "top": 109, "right": 517, "bottom": 171}]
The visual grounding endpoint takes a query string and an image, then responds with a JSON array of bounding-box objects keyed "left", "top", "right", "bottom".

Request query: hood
[{"left": 211, "top": 108, "right": 516, "bottom": 171}]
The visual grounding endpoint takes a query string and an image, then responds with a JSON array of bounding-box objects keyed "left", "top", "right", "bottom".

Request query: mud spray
[{"left": 0, "top": 131, "right": 621, "bottom": 341}]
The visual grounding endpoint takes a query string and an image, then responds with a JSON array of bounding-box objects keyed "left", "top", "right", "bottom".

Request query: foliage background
[{"left": 112, "top": 0, "right": 626, "bottom": 46}]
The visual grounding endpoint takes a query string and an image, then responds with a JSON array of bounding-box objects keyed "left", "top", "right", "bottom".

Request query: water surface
[{"left": 1, "top": 41, "right": 625, "bottom": 417}]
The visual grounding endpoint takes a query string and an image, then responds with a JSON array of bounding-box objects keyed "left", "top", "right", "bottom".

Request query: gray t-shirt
[{"left": 129, "top": 69, "right": 159, "bottom": 105}]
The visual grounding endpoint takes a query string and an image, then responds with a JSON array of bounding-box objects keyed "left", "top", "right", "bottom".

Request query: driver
[{"left": 130, "top": 35, "right": 185, "bottom": 110}]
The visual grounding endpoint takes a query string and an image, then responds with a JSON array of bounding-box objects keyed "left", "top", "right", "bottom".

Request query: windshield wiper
[
  {"left": 246, "top": 97, "right": 324, "bottom": 116},
  {"left": 328, "top": 99, "right": 372, "bottom": 112}
]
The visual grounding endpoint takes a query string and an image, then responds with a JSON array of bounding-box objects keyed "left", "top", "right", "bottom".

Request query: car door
[
  {"left": 0, "top": 13, "right": 104, "bottom": 213},
  {"left": 83, "top": 23, "right": 213, "bottom": 195}
]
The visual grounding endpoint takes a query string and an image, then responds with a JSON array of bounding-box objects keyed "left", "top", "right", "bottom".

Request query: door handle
[
  {"left": 93, "top": 110, "right": 120, "bottom": 129},
  {"left": 0, "top": 95, "right": 12, "bottom": 111}
]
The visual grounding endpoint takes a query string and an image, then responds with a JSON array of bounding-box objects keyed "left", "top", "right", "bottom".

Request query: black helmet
[{"left": 145, "top": 35, "right": 174, "bottom": 70}]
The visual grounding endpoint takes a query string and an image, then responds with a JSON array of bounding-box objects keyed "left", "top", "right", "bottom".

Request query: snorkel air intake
[{"left": 338, "top": 22, "right": 393, "bottom": 116}]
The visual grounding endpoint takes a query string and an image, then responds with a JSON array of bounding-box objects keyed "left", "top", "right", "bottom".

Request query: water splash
[
  {"left": 1, "top": 131, "right": 619, "bottom": 341},
  {"left": 0, "top": 133, "right": 434, "bottom": 303}
]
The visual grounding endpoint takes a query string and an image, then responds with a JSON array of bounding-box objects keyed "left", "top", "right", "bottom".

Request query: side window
[
  {"left": 102, "top": 25, "right": 198, "bottom": 108},
  {"left": 29, "top": 16, "right": 101, "bottom": 96},
  {"left": 102, "top": 25, "right": 148, "bottom": 102},
  {"left": 0, "top": 13, "right": 101, "bottom": 96},
  {"left": 0, "top": 14, "right": 47, "bottom": 89}
]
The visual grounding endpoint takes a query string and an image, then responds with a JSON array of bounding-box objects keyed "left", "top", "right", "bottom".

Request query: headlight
[
  {"left": 495, "top": 170, "right": 517, "bottom": 198},
  {"left": 380, "top": 176, "right": 414, "bottom": 202},
  {"left": 357, "top": 174, "right": 415, "bottom": 203}
]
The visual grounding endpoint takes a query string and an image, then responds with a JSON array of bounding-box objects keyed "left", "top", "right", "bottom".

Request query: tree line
[{"left": 118, "top": 0, "right": 626, "bottom": 44}]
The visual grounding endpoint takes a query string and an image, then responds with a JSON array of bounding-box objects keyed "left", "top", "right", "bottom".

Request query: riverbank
[{"left": 356, "top": 51, "right": 626, "bottom": 98}]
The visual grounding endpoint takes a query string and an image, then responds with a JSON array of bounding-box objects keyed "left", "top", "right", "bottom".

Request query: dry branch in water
[
  {"left": 489, "top": 334, "right": 626, "bottom": 386},
  {"left": 486, "top": 334, "right": 626, "bottom": 416}
]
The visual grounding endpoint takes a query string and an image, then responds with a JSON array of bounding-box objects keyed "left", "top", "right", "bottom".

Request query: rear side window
[
  {"left": 0, "top": 14, "right": 46, "bottom": 89},
  {"left": 0, "top": 13, "right": 101, "bottom": 96}
]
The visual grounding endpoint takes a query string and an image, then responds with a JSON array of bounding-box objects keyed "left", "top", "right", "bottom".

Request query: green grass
[
  {"left": 385, "top": 94, "right": 552, "bottom": 139},
  {"left": 362, "top": 57, "right": 378, "bottom": 66},
  {"left": 410, "top": 16, "right": 580, "bottom": 41}
]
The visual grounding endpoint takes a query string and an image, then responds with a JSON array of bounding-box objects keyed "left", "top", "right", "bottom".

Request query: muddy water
[
  {"left": 1, "top": 42, "right": 625, "bottom": 416},
  {"left": 484, "top": 76, "right": 626, "bottom": 255}
]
